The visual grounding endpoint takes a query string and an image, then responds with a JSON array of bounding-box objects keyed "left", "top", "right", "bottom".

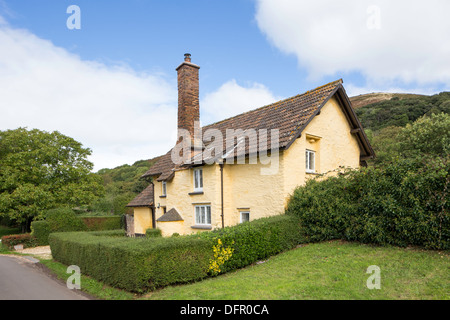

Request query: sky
[{"left": 0, "top": 0, "right": 449, "bottom": 171}]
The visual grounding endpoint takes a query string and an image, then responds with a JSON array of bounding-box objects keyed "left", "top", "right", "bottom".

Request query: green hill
[{"left": 91, "top": 156, "right": 161, "bottom": 214}]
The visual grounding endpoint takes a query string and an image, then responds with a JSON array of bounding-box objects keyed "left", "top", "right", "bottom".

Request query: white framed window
[
  {"left": 306, "top": 149, "right": 315, "bottom": 173},
  {"left": 240, "top": 211, "right": 250, "bottom": 223},
  {"left": 161, "top": 181, "right": 167, "bottom": 196},
  {"left": 195, "top": 205, "right": 211, "bottom": 225},
  {"left": 193, "top": 168, "right": 203, "bottom": 192}
]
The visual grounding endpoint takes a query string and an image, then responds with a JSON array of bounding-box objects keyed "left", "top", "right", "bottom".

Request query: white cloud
[
  {"left": 255, "top": 0, "right": 450, "bottom": 88},
  {"left": 201, "top": 79, "right": 281, "bottom": 125},
  {"left": 0, "top": 19, "right": 178, "bottom": 171}
]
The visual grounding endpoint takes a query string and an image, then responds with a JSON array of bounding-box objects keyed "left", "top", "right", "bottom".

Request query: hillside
[
  {"left": 352, "top": 91, "right": 450, "bottom": 131},
  {"left": 349, "top": 92, "right": 427, "bottom": 109},
  {"left": 91, "top": 156, "right": 161, "bottom": 214}
]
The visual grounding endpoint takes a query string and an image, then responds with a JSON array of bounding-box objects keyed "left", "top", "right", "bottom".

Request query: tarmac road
[{"left": 0, "top": 255, "right": 90, "bottom": 300}]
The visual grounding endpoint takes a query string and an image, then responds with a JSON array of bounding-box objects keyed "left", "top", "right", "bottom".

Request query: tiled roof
[
  {"left": 156, "top": 208, "right": 184, "bottom": 222},
  {"left": 126, "top": 184, "right": 154, "bottom": 207},
  {"left": 142, "top": 79, "right": 374, "bottom": 180}
]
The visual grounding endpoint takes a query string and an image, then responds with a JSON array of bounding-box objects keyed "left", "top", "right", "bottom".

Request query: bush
[
  {"left": 49, "top": 215, "right": 304, "bottom": 292},
  {"left": 30, "top": 221, "right": 51, "bottom": 246},
  {"left": 145, "top": 228, "right": 162, "bottom": 238},
  {"left": 1, "top": 233, "right": 37, "bottom": 249},
  {"left": 286, "top": 157, "right": 449, "bottom": 250},
  {"left": 46, "top": 207, "right": 87, "bottom": 233}
]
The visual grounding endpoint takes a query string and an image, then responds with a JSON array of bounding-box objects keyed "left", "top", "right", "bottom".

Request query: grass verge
[{"left": 143, "top": 241, "right": 449, "bottom": 300}]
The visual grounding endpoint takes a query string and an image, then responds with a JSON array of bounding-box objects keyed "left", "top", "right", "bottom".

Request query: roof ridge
[{"left": 202, "top": 79, "right": 343, "bottom": 129}]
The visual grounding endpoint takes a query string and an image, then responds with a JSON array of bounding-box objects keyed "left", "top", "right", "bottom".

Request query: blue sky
[{"left": 1, "top": 0, "right": 449, "bottom": 170}]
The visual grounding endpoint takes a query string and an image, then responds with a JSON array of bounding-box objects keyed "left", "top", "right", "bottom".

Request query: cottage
[{"left": 126, "top": 54, "right": 374, "bottom": 236}]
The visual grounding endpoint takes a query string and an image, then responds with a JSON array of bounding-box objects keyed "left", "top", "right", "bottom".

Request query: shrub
[
  {"left": 145, "top": 228, "right": 162, "bottom": 238},
  {"left": 46, "top": 207, "right": 87, "bottom": 232},
  {"left": 30, "top": 221, "right": 51, "bottom": 246},
  {"left": 286, "top": 157, "right": 449, "bottom": 250},
  {"left": 1, "top": 233, "right": 37, "bottom": 249}
]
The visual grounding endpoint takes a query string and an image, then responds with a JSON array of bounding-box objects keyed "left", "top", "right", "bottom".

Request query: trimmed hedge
[
  {"left": 145, "top": 228, "right": 162, "bottom": 238},
  {"left": 49, "top": 230, "right": 212, "bottom": 292},
  {"left": 31, "top": 208, "right": 123, "bottom": 245},
  {"left": 200, "top": 214, "right": 305, "bottom": 273},
  {"left": 49, "top": 215, "right": 304, "bottom": 292}
]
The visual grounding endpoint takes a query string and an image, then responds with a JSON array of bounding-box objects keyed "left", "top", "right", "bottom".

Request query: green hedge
[
  {"left": 145, "top": 228, "right": 162, "bottom": 238},
  {"left": 200, "top": 215, "right": 304, "bottom": 273},
  {"left": 49, "top": 230, "right": 211, "bottom": 292},
  {"left": 49, "top": 215, "right": 304, "bottom": 292},
  {"left": 31, "top": 208, "right": 123, "bottom": 245},
  {"left": 286, "top": 157, "right": 449, "bottom": 250}
]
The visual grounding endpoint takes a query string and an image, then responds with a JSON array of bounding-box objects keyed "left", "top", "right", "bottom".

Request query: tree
[
  {"left": 0, "top": 128, "right": 104, "bottom": 231},
  {"left": 398, "top": 113, "right": 450, "bottom": 159}
]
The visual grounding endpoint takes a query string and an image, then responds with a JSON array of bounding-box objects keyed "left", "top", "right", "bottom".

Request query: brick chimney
[{"left": 176, "top": 53, "right": 201, "bottom": 149}]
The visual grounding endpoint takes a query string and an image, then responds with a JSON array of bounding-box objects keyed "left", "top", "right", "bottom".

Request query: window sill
[
  {"left": 306, "top": 171, "right": 320, "bottom": 175},
  {"left": 188, "top": 191, "right": 204, "bottom": 195},
  {"left": 159, "top": 195, "right": 167, "bottom": 198},
  {"left": 191, "top": 225, "right": 212, "bottom": 230}
]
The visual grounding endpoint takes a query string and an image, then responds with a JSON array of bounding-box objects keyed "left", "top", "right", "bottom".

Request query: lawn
[{"left": 142, "top": 241, "right": 449, "bottom": 300}]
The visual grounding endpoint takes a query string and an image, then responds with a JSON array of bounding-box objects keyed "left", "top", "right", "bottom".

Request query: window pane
[
  {"left": 194, "top": 170, "right": 198, "bottom": 189},
  {"left": 241, "top": 212, "right": 250, "bottom": 223},
  {"left": 310, "top": 152, "right": 315, "bottom": 171},
  {"left": 201, "top": 206, "right": 205, "bottom": 224},
  {"left": 195, "top": 206, "right": 200, "bottom": 224},
  {"left": 199, "top": 169, "right": 203, "bottom": 188},
  {"left": 206, "top": 206, "right": 211, "bottom": 224},
  {"left": 306, "top": 151, "right": 309, "bottom": 170}
]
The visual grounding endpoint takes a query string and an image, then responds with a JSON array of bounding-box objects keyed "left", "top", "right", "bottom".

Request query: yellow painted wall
[
  {"left": 133, "top": 207, "right": 153, "bottom": 235},
  {"left": 138, "top": 95, "right": 362, "bottom": 236}
]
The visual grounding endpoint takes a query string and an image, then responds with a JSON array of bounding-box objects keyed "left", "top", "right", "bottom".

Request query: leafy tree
[
  {"left": 0, "top": 128, "right": 104, "bottom": 231},
  {"left": 398, "top": 113, "right": 450, "bottom": 159}
]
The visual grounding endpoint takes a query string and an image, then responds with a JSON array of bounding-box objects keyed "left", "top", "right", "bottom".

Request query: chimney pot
[{"left": 184, "top": 53, "right": 191, "bottom": 62}]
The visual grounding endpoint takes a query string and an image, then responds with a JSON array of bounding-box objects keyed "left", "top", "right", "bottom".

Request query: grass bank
[{"left": 143, "top": 241, "right": 449, "bottom": 300}]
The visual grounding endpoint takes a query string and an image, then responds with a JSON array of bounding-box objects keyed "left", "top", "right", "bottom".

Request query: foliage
[
  {"left": 49, "top": 231, "right": 212, "bottom": 292},
  {"left": 208, "top": 238, "right": 234, "bottom": 276},
  {"left": 398, "top": 113, "right": 450, "bottom": 159},
  {"left": 31, "top": 208, "right": 123, "bottom": 245},
  {"left": 286, "top": 157, "right": 449, "bottom": 249},
  {"left": 0, "top": 128, "right": 104, "bottom": 230},
  {"left": 1, "top": 233, "right": 37, "bottom": 249},
  {"left": 200, "top": 215, "right": 305, "bottom": 273},
  {"left": 91, "top": 158, "right": 160, "bottom": 215},
  {"left": 145, "top": 228, "right": 162, "bottom": 238},
  {"left": 45, "top": 207, "right": 88, "bottom": 232}
]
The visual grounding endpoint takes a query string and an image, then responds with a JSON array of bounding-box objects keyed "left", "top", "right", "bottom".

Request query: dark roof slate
[
  {"left": 126, "top": 184, "right": 154, "bottom": 207},
  {"left": 156, "top": 208, "right": 184, "bottom": 222}
]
